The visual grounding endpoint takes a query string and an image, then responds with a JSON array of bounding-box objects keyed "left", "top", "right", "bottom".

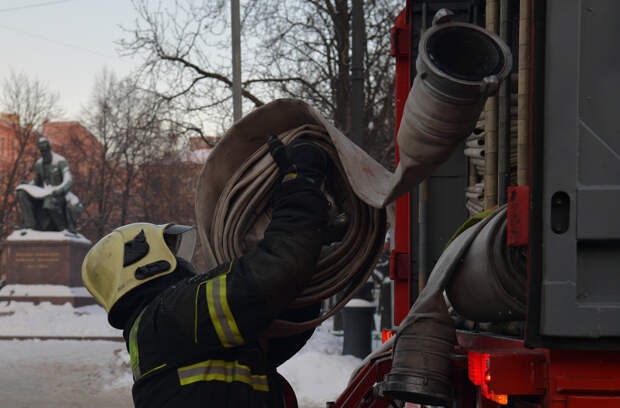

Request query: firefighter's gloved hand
[
  {"left": 268, "top": 132, "right": 345, "bottom": 245},
  {"left": 267, "top": 133, "right": 329, "bottom": 187}
]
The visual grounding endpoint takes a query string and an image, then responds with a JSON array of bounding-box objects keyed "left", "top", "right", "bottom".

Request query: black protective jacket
[{"left": 122, "top": 178, "right": 328, "bottom": 407}]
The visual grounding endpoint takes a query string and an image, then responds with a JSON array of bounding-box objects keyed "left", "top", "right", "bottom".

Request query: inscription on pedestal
[
  {"left": 3, "top": 239, "right": 91, "bottom": 286},
  {"left": 15, "top": 250, "right": 62, "bottom": 271}
]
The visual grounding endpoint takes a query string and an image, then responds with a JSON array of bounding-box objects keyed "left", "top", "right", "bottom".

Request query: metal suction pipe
[{"left": 384, "top": 15, "right": 512, "bottom": 204}]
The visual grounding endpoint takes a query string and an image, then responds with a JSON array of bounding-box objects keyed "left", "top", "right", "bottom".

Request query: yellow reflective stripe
[
  {"left": 129, "top": 309, "right": 144, "bottom": 380},
  {"left": 129, "top": 309, "right": 166, "bottom": 380},
  {"left": 283, "top": 172, "right": 298, "bottom": 182},
  {"left": 141, "top": 363, "right": 167, "bottom": 378},
  {"left": 218, "top": 265, "right": 244, "bottom": 345},
  {"left": 178, "top": 360, "right": 269, "bottom": 391},
  {"left": 205, "top": 261, "right": 244, "bottom": 348},
  {"left": 205, "top": 277, "right": 221, "bottom": 341},
  {"left": 194, "top": 281, "right": 207, "bottom": 344}
]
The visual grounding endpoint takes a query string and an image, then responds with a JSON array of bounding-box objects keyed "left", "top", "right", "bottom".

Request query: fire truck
[{"left": 329, "top": 1, "right": 620, "bottom": 407}]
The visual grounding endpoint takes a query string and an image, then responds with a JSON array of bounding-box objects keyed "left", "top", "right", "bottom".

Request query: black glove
[
  {"left": 267, "top": 133, "right": 328, "bottom": 187},
  {"left": 268, "top": 132, "right": 349, "bottom": 245}
]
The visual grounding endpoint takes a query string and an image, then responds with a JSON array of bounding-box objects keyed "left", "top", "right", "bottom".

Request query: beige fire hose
[
  {"left": 201, "top": 120, "right": 387, "bottom": 337},
  {"left": 195, "top": 99, "right": 392, "bottom": 337}
]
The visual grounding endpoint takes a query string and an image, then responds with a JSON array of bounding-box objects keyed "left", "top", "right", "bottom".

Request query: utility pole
[
  {"left": 231, "top": 0, "right": 242, "bottom": 121},
  {"left": 350, "top": 0, "right": 364, "bottom": 147}
]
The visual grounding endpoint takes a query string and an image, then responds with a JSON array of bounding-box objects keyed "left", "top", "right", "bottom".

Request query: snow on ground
[
  {"left": 0, "top": 299, "right": 121, "bottom": 337},
  {"left": 0, "top": 298, "right": 363, "bottom": 407},
  {"left": 280, "top": 324, "right": 362, "bottom": 407},
  {"left": 0, "top": 339, "right": 133, "bottom": 408}
]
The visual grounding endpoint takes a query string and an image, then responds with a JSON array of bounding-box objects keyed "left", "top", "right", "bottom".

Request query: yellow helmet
[{"left": 82, "top": 223, "right": 196, "bottom": 325}]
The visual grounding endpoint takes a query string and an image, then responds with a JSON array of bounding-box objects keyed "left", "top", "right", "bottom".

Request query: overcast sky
[{"left": 0, "top": 0, "right": 142, "bottom": 119}]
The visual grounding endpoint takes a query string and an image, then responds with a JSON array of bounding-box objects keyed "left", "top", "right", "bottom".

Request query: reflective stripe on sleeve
[
  {"left": 129, "top": 310, "right": 144, "bottom": 380},
  {"left": 205, "top": 261, "right": 245, "bottom": 348},
  {"left": 194, "top": 281, "right": 207, "bottom": 344},
  {"left": 177, "top": 360, "right": 269, "bottom": 391},
  {"left": 129, "top": 308, "right": 167, "bottom": 380}
]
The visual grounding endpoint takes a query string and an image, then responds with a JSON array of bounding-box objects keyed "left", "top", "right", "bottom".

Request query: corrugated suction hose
[{"left": 446, "top": 207, "right": 526, "bottom": 322}]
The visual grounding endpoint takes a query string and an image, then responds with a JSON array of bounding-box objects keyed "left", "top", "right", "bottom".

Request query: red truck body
[{"left": 329, "top": 2, "right": 620, "bottom": 407}]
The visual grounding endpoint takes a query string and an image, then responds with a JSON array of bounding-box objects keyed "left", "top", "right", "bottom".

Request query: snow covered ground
[
  {"left": 0, "top": 299, "right": 363, "bottom": 407},
  {"left": 0, "top": 291, "right": 119, "bottom": 338},
  {"left": 0, "top": 339, "right": 133, "bottom": 408},
  {"left": 279, "top": 325, "right": 362, "bottom": 407}
]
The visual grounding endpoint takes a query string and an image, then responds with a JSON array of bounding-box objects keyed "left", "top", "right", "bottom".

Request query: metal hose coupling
[
  {"left": 380, "top": 296, "right": 457, "bottom": 406},
  {"left": 384, "top": 9, "right": 512, "bottom": 204}
]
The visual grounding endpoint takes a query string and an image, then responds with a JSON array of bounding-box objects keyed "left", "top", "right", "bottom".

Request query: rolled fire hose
[
  {"left": 195, "top": 13, "right": 511, "bottom": 340},
  {"left": 200, "top": 121, "right": 387, "bottom": 337}
]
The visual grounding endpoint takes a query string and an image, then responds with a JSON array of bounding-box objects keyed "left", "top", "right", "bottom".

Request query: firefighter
[{"left": 81, "top": 134, "right": 330, "bottom": 407}]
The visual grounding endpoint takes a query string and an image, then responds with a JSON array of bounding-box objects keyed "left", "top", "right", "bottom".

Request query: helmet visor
[{"left": 163, "top": 224, "right": 197, "bottom": 262}]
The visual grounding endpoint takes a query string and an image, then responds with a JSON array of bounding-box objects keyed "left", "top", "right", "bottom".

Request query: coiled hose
[{"left": 197, "top": 119, "right": 386, "bottom": 338}]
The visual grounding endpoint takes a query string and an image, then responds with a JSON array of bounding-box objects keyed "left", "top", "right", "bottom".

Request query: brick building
[
  {"left": 0, "top": 114, "right": 25, "bottom": 166},
  {"left": 42, "top": 121, "right": 103, "bottom": 160}
]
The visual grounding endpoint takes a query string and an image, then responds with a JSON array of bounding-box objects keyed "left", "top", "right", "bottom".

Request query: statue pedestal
[{"left": 0, "top": 229, "right": 94, "bottom": 306}]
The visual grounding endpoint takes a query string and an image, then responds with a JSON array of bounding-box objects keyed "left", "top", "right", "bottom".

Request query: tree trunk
[{"left": 332, "top": 0, "right": 351, "bottom": 135}]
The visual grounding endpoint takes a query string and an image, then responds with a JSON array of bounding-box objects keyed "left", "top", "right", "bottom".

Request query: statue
[{"left": 16, "top": 137, "right": 84, "bottom": 233}]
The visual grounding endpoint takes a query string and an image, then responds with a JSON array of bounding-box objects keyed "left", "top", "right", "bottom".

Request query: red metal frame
[
  {"left": 457, "top": 332, "right": 620, "bottom": 407},
  {"left": 507, "top": 186, "right": 530, "bottom": 246},
  {"left": 327, "top": 352, "right": 393, "bottom": 408},
  {"left": 390, "top": 6, "right": 412, "bottom": 326}
]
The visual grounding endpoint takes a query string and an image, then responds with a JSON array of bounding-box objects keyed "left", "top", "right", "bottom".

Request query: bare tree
[
  {"left": 121, "top": 0, "right": 397, "bottom": 168},
  {"left": 120, "top": 0, "right": 260, "bottom": 136},
  {"left": 249, "top": 0, "right": 397, "bottom": 166},
  {"left": 0, "top": 71, "right": 61, "bottom": 242},
  {"left": 79, "top": 69, "right": 123, "bottom": 238},
  {"left": 79, "top": 69, "right": 188, "bottom": 239},
  {"left": 108, "top": 77, "right": 176, "bottom": 225}
]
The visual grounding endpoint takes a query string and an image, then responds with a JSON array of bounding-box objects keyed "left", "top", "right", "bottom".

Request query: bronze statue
[{"left": 16, "top": 137, "right": 83, "bottom": 232}]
